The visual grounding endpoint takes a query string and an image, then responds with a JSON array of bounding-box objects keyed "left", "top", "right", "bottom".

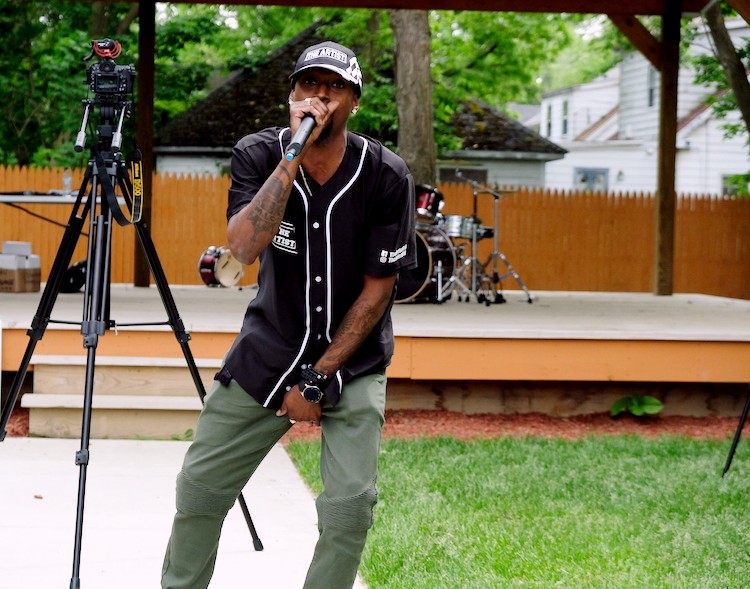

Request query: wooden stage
[{"left": 2, "top": 285, "right": 750, "bottom": 433}]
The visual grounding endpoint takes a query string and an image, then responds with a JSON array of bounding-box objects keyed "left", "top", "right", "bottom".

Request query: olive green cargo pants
[{"left": 161, "top": 371, "right": 386, "bottom": 589}]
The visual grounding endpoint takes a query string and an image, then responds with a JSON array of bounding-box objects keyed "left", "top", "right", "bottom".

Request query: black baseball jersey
[{"left": 219, "top": 127, "right": 417, "bottom": 409}]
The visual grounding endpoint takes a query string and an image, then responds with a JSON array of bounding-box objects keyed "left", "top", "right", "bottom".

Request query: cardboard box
[
  {"left": 2, "top": 241, "right": 32, "bottom": 256},
  {"left": 0, "top": 253, "right": 23, "bottom": 292},
  {"left": 0, "top": 253, "right": 40, "bottom": 292},
  {"left": 21, "top": 254, "right": 41, "bottom": 292}
]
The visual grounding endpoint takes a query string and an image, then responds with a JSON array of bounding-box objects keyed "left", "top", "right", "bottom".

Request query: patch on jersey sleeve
[{"left": 379, "top": 244, "right": 407, "bottom": 264}]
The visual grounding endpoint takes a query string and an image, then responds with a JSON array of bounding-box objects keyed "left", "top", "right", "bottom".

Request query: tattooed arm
[
  {"left": 316, "top": 273, "right": 397, "bottom": 377},
  {"left": 227, "top": 97, "right": 338, "bottom": 265},
  {"left": 226, "top": 161, "right": 298, "bottom": 265}
]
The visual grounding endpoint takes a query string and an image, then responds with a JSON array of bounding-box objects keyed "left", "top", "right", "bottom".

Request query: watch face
[{"left": 302, "top": 384, "right": 324, "bottom": 403}]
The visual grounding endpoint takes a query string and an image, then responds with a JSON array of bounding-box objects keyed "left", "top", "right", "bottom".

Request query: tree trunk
[
  {"left": 388, "top": 9, "right": 435, "bottom": 186},
  {"left": 705, "top": 2, "right": 750, "bottom": 134}
]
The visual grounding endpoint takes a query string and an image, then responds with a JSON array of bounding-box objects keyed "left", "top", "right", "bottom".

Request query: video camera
[
  {"left": 76, "top": 39, "right": 135, "bottom": 153},
  {"left": 85, "top": 39, "right": 135, "bottom": 102}
]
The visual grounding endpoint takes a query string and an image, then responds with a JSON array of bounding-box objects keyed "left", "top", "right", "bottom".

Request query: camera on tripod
[
  {"left": 85, "top": 39, "right": 134, "bottom": 100},
  {"left": 76, "top": 39, "right": 135, "bottom": 154}
]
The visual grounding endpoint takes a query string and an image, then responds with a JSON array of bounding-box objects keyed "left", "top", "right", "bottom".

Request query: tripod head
[{"left": 75, "top": 39, "right": 136, "bottom": 156}]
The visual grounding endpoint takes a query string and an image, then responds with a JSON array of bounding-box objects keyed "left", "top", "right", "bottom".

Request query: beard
[{"left": 313, "top": 121, "right": 334, "bottom": 146}]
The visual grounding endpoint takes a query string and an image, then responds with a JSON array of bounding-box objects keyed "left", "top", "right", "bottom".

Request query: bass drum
[
  {"left": 198, "top": 246, "right": 244, "bottom": 287},
  {"left": 395, "top": 226, "right": 456, "bottom": 303}
]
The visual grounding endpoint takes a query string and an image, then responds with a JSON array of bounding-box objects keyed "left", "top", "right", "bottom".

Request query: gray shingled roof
[
  {"left": 156, "top": 23, "right": 328, "bottom": 148},
  {"left": 156, "top": 25, "right": 564, "bottom": 157},
  {"left": 452, "top": 100, "right": 566, "bottom": 155}
]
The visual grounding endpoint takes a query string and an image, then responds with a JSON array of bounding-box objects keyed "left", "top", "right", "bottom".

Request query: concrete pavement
[{"left": 0, "top": 437, "right": 366, "bottom": 589}]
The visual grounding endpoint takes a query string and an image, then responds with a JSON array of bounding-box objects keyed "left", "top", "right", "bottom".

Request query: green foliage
[
  {"left": 0, "top": 1, "right": 137, "bottom": 167},
  {"left": 689, "top": 6, "right": 750, "bottom": 181},
  {"left": 539, "top": 16, "right": 625, "bottom": 91},
  {"left": 610, "top": 394, "right": 664, "bottom": 417},
  {"left": 288, "top": 435, "right": 750, "bottom": 588},
  {"left": 170, "top": 428, "right": 194, "bottom": 441}
]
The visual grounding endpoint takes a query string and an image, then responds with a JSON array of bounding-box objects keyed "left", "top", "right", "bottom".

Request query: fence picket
[{"left": 1, "top": 166, "right": 749, "bottom": 298}]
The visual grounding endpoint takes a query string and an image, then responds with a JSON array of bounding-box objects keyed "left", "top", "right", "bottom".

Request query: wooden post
[
  {"left": 134, "top": 0, "right": 156, "bottom": 287},
  {"left": 654, "top": 0, "right": 681, "bottom": 295}
]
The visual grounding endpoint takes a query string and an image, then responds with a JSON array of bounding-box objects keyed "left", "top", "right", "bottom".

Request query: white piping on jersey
[
  {"left": 262, "top": 129, "right": 312, "bottom": 407},
  {"left": 261, "top": 129, "right": 367, "bottom": 405},
  {"left": 322, "top": 137, "right": 368, "bottom": 395}
]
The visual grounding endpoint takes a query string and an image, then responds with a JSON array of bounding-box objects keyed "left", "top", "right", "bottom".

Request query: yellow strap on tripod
[{"left": 129, "top": 159, "right": 143, "bottom": 224}]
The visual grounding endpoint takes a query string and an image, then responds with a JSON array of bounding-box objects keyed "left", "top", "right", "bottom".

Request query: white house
[{"left": 541, "top": 17, "right": 750, "bottom": 195}]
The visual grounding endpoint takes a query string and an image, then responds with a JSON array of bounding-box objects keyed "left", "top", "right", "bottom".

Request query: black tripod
[
  {"left": 722, "top": 383, "right": 750, "bottom": 476},
  {"left": 0, "top": 102, "right": 261, "bottom": 589}
]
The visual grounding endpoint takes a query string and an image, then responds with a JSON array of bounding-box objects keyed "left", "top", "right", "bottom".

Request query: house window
[
  {"left": 546, "top": 104, "right": 552, "bottom": 137},
  {"left": 648, "top": 67, "right": 657, "bottom": 108},
  {"left": 574, "top": 168, "right": 609, "bottom": 191},
  {"left": 562, "top": 100, "right": 569, "bottom": 136}
]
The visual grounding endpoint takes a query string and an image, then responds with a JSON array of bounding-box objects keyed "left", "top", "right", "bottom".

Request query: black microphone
[{"left": 285, "top": 114, "right": 316, "bottom": 161}]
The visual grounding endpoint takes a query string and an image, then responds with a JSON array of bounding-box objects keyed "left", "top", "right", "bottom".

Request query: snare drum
[
  {"left": 198, "top": 246, "right": 244, "bottom": 287},
  {"left": 415, "top": 184, "right": 444, "bottom": 224},
  {"left": 442, "top": 214, "right": 477, "bottom": 240},
  {"left": 395, "top": 226, "right": 456, "bottom": 303}
]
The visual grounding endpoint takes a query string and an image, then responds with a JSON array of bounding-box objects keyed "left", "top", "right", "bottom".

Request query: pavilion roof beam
[{"left": 608, "top": 15, "right": 663, "bottom": 70}]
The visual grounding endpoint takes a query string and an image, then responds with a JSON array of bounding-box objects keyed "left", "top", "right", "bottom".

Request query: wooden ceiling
[{"left": 99, "top": 0, "right": 714, "bottom": 17}]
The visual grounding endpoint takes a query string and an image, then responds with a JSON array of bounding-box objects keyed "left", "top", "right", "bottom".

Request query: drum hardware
[
  {"left": 395, "top": 225, "right": 456, "bottom": 304},
  {"left": 453, "top": 170, "right": 534, "bottom": 305},
  {"left": 198, "top": 245, "right": 244, "bottom": 287}
]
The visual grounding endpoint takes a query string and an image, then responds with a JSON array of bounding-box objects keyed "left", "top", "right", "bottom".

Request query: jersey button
[
  {"left": 315, "top": 275, "right": 322, "bottom": 283},
  {"left": 312, "top": 221, "right": 320, "bottom": 229},
  {"left": 315, "top": 305, "right": 323, "bottom": 312}
]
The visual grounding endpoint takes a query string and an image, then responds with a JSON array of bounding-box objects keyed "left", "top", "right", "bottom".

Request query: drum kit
[
  {"left": 395, "top": 175, "right": 533, "bottom": 305},
  {"left": 198, "top": 245, "right": 244, "bottom": 287}
]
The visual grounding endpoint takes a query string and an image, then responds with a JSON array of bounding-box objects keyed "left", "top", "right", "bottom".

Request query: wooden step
[
  {"left": 21, "top": 393, "right": 202, "bottom": 440},
  {"left": 31, "top": 355, "right": 220, "bottom": 396},
  {"left": 22, "top": 355, "right": 218, "bottom": 439}
]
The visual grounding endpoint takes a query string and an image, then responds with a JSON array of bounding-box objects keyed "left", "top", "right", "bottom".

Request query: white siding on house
[
  {"left": 545, "top": 142, "right": 657, "bottom": 192},
  {"left": 156, "top": 154, "right": 229, "bottom": 176},
  {"left": 676, "top": 112, "right": 750, "bottom": 194},
  {"left": 539, "top": 17, "right": 750, "bottom": 195},
  {"left": 541, "top": 69, "right": 620, "bottom": 142},
  {"left": 439, "top": 157, "right": 548, "bottom": 188}
]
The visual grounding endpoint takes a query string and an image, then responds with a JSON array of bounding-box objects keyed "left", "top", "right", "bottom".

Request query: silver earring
[{"left": 351, "top": 106, "right": 359, "bottom": 115}]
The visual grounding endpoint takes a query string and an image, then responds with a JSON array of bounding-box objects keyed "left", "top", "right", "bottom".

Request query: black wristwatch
[{"left": 299, "top": 366, "right": 329, "bottom": 403}]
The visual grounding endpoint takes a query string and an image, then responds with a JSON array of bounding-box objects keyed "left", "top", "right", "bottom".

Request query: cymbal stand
[
  {"left": 455, "top": 172, "right": 533, "bottom": 304},
  {"left": 484, "top": 190, "right": 533, "bottom": 303}
]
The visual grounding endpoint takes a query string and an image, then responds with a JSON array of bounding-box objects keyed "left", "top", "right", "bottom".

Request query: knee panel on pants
[
  {"left": 316, "top": 482, "right": 378, "bottom": 530},
  {"left": 176, "top": 471, "right": 236, "bottom": 516}
]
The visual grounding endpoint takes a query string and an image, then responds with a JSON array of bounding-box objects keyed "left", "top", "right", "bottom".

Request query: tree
[
  {"left": 692, "top": 3, "right": 750, "bottom": 193},
  {"left": 389, "top": 10, "right": 435, "bottom": 185},
  {"left": 0, "top": 1, "right": 137, "bottom": 167},
  {"left": 3, "top": 5, "right": 580, "bottom": 174}
]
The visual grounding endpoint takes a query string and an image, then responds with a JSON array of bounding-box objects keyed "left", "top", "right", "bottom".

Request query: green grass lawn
[{"left": 286, "top": 435, "right": 750, "bottom": 589}]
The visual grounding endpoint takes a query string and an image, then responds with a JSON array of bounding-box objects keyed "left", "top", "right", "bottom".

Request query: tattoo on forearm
[
  {"left": 244, "top": 175, "right": 290, "bottom": 233},
  {"left": 319, "top": 298, "right": 382, "bottom": 373},
  {"left": 277, "top": 165, "right": 292, "bottom": 181}
]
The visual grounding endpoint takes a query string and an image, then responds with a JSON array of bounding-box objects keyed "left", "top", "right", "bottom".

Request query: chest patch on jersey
[{"left": 272, "top": 221, "right": 298, "bottom": 254}]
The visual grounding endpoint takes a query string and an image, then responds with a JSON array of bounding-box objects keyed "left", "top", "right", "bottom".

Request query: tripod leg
[
  {"left": 0, "top": 167, "right": 94, "bottom": 440},
  {"left": 722, "top": 384, "right": 750, "bottom": 477},
  {"left": 71, "top": 210, "right": 111, "bottom": 588},
  {"left": 129, "top": 212, "right": 264, "bottom": 550}
]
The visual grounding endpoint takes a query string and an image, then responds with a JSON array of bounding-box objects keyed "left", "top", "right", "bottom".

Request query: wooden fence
[{"left": 2, "top": 165, "right": 750, "bottom": 299}]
